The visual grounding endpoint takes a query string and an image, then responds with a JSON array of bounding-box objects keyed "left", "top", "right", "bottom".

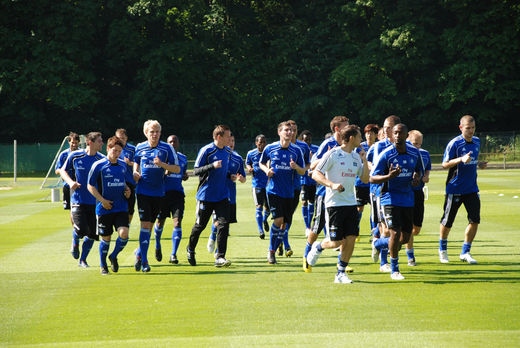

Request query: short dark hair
[
  {"left": 213, "top": 125, "right": 230, "bottom": 139},
  {"left": 68, "top": 132, "right": 80, "bottom": 142},
  {"left": 385, "top": 115, "right": 401, "bottom": 125},
  {"left": 460, "top": 115, "right": 475, "bottom": 124},
  {"left": 107, "top": 136, "right": 124, "bottom": 149},
  {"left": 363, "top": 124, "right": 379, "bottom": 134},
  {"left": 255, "top": 134, "right": 266, "bottom": 142},
  {"left": 340, "top": 125, "right": 360, "bottom": 143},
  {"left": 278, "top": 121, "right": 292, "bottom": 131},
  {"left": 330, "top": 116, "right": 349, "bottom": 132},
  {"left": 86, "top": 132, "right": 102, "bottom": 143},
  {"left": 115, "top": 128, "right": 127, "bottom": 137},
  {"left": 299, "top": 130, "right": 312, "bottom": 139}
]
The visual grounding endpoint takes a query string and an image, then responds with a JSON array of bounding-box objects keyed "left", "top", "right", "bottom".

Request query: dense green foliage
[{"left": 1, "top": 1, "right": 519, "bottom": 142}]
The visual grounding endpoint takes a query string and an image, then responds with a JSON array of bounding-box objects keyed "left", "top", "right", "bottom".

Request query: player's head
[
  {"left": 86, "top": 132, "right": 103, "bottom": 152},
  {"left": 287, "top": 120, "right": 297, "bottom": 141},
  {"left": 143, "top": 120, "right": 161, "bottom": 145},
  {"left": 167, "top": 135, "right": 179, "bottom": 151},
  {"left": 383, "top": 115, "right": 401, "bottom": 141},
  {"left": 407, "top": 130, "right": 423, "bottom": 149},
  {"left": 68, "top": 132, "right": 80, "bottom": 151},
  {"left": 213, "top": 125, "right": 231, "bottom": 148},
  {"left": 106, "top": 136, "right": 124, "bottom": 159},
  {"left": 459, "top": 115, "right": 476, "bottom": 140},
  {"left": 229, "top": 133, "right": 235, "bottom": 150},
  {"left": 392, "top": 123, "right": 408, "bottom": 145},
  {"left": 255, "top": 134, "right": 267, "bottom": 152},
  {"left": 278, "top": 121, "right": 293, "bottom": 141},
  {"left": 377, "top": 128, "right": 385, "bottom": 140},
  {"left": 340, "top": 125, "right": 361, "bottom": 146},
  {"left": 300, "top": 130, "right": 312, "bottom": 146},
  {"left": 363, "top": 124, "right": 379, "bottom": 144},
  {"left": 115, "top": 128, "right": 128, "bottom": 145},
  {"left": 330, "top": 116, "right": 349, "bottom": 134}
]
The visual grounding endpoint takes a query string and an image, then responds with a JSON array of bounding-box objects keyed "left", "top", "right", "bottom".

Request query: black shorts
[
  {"left": 229, "top": 203, "right": 237, "bottom": 224},
  {"left": 126, "top": 184, "right": 136, "bottom": 215},
  {"left": 326, "top": 205, "right": 359, "bottom": 241},
  {"left": 381, "top": 205, "right": 414, "bottom": 234},
  {"left": 370, "top": 192, "right": 382, "bottom": 225},
  {"left": 62, "top": 185, "right": 71, "bottom": 210},
  {"left": 137, "top": 194, "right": 163, "bottom": 223},
  {"left": 440, "top": 192, "right": 481, "bottom": 228},
  {"left": 71, "top": 203, "right": 98, "bottom": 240},
  {"left": 413, "top": 189, "right": 425, "bottom": 227},
  {"left": 252, "top": 187, "right": 268, "bottom": 208},
  {"left": 355, "top": 186, "right": 370, "bottom": 206},
  {"left": 311, "top": 194, "right": 326, "bottom": 235},
  {"left": 157, "top": 190, "right": 185, "bottom": 221},
  {"left": 195, "top": 199, "right": 230, "bottom": 229},
  {"left": 291, "top": 189, "right": 301, "bottom": 215},
  {"left": 300, "top": 185, "right": 316, "bottom": 203},
  {"left": 267, "top": 194, "right": 294, "bottom": 224},
  {"left": 97, "top": 212, "right": 129, "bottom": 237}
]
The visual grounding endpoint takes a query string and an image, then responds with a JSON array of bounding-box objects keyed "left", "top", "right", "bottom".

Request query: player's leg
[
  {"left": 253, "top": 188, "right": 265, "bottom": 238},
  {"left": 407, "top": 189, "right": 424, "bottom": 266},
  {"left": 78, "top": 205, "right": 97, "bottom": 268},
  {"left": 187, "top": 200, "right": 214, "bottom": 266},
  {"left": 459, "top": 193, "right": 480, "bottom": 263},
  {"left": 154, "top": 194, "right": 170, "bottom": 262},
  {"left": 109, "top": 213, "right": 129, "bottom": 273},
  {"left": 97, "top": 215, "right": 113, "bottom": 275},
  {"left": 169, "top": 193, "right": 185, "bottom": 264},
  {"left": 214, "top": 199, "right": 232, "bottom": 266},
  {"left": 266, "top": 194, "right": 285, "bottom": 264},
  {"left": 439, "top": 194, "right": 462, "bottom": 263}
]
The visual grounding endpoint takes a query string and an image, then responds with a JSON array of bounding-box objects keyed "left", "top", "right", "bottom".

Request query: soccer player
[
  {"left": 153, "top": 135, "right": 189, "bottom": 265},
  {"left": 260, "top": 121, "right": 306, "bottom": 264},
  {"left": 306, "top": 125, "right": 369, "bottom": 283},
  {"left": 246, "top": 134, "right": 270, "bottom": 239},
  {"left": 303, "top": 116, "right": 349, "bottom": 272},
  {"left": 59, "top": 132, "right": 105, "bottom": 267},
  {"left": 55, "top": 132, "right": 80, "bottom": 258},
  {"left": 439, "top": 115, "right": 486, "bottom": 264},
  {"left": 115, "top": 128, "right": 137, "bottom": 226},
  {"left": 133, "top": 120, "right": 180, "bottom": 273},
  {"left": 405, "top": 130, "right": 431, "bottom": 266},
  {"left": 368, "top": 115, "right": 401, "bottom": 273},
  {"left": 370, "top": 123, "right": 423, "bottom": 280},
  {"left": 354, "top": 124, "right": 379, "bottom": 241},
  {"left": 207, "top": 134, "right": 246, "bottom": 254},
  {"left": 87, "top": 136, "right": 131, "bottom": 275},
  {"left": 299, "top": 130, "right": 318, "bottom": 237},
  {"left": 187, "top": 125, "right": 233, "bottom": 267}
]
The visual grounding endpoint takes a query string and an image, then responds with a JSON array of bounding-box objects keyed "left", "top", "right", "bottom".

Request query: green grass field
[{"left": 1, "top": 170, "right": 519, "bottom": 347}]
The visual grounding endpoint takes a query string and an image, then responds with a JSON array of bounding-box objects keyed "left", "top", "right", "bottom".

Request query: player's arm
[
  {"left": 442, "top": 151, "right": 472, "bottom": 169},
  {"left": 155, "top": 159, "right": 180, "bottom": 173},
  {"left": 133, "top": 160, "right": 141, "bottom": 183},
  {"left": 59, "top": 156, "right": 80, "bottom": 189},
  {"left": 370, "top": 163, "right": 401, "bottom": 184},
  {"left": 312, "top": 170, "right": 344, "bottom": 192},
  {"left": 358, "top": 152, "right": 370, "bottom": 184},
  {"left": 290, "top": 158, "right": 306, "bottom": 175},
  {"left": 87, "top": 184, "right": 113, "bottom": 210}
]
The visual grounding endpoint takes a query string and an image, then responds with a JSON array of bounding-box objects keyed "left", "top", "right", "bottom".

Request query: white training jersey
[{"left": 316, "top": 146, "right": 364, "bottom": 208}]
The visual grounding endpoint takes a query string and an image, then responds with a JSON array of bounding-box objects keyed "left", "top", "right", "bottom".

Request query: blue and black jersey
[
  {"left": 372, "top": 143, "right": 423, "bottom": 207},
  {"left": 443, "top": 135, "right": 480, "bottom": 194},
  {"left": 134, "top": 140, "right": 179, "bottom": 197},
  {"left": 56, "top": 149, "right": 73, "bottom": 188},
  {"left": 301, "top": 143, "right": 319, "bottom": 186},
  {"left": 88, "top": 158, "right": 128, "bottom": 215},
  {"left": 119, "top": 143, "right": 136, "bottom": 186},
  {"left": 194, "top": 143, "right": 231, "bottom": 202},
  {"left": 413, "top": 148, "right": 431, "bottom": 191},
  {"left": 246, "top": 148, "right": 268, "bottom": 189},
  {"left": 63, "top": 149, "right": 105, "bottom": 205},
  {"left": 260, "top": 141, "right": 305, "bottom": 199},
  {"left": 292, "top": 139, "right": 310, "bottom": 190},
  {"left": 164, "top": 152, "right": 188, "bottom": 194},
  {"left": 227, "top": 151, "right": 246, "bottom": 204},
  {"left": 355, "top": 141, "right": 371, "bottom": 188}
]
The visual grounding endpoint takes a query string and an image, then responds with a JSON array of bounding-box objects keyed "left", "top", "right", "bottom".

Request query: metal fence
[{"left": 1, "top": 132, "right": 518, "bottom": 175}]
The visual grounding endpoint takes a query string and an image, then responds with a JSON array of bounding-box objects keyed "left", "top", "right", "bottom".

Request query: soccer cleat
[
  {"left": 356, "top": 236, "right": 360, "bottom": 242},
  {"left": 460, "top": 252, "right": 477, "bottom": 264},
  {"left": 187, "top": 249, "right": 196, "bottom": 266},
  {"left": 306, "top": 242, "right": 322, "bottom": 266},
  {"left": 285, "top": 249, "right": 293, "bottom": 257},
  {"left": 334, "top": 272, "right": 353, "bottom": 284},
  {"left": 142, "top": 263, "right": 151, "bottom": 272},
  {"left": 267, "top": 251, "right": 277, "bottom": 264},
  {"left": 391, "top": 272, "right": 405, "bottom": 280},
  {"left": 101, "top": 265, "right": 109, "bottom": 275},
  {"left": 263, "top": 220, "right": 269, "bottom": 232},
  {"left": 109, "top": 255, "right": 119, "bottom": 273},
  {"left": 407, "top": 259, "right": 416, "bottom": 267},
  {"left": 78, "top": 260, "right": 89, "bottom": 268},
  {"left": 371, "top": 239, "right": 380, "bottom": 263},
  {"left": 303, "top": 256, "right": 312, "bottom": 273},
  {"left": 379, "top": 263, "right": 391, "bottom": 272},
  {"left": 259, "top": 233, "right": 265, "bottom": 240},
  {"left": 71, "top": 244, "right": 79, "bottom": 260},
  {"left": 345, "top": 265, "right": 354, "bottom": 273},
  {"left": 169, "top": 254, "right": 179, "bottom": 264},
  {"left": 439, "top": 250, "right": 449, "bottom": 263},
  {"left": 277, "top": 244, "right": 284, "bottom": 256},
  {"left": 207, "top": 238, "right": 215, "bottom": 254},
  {"left": 155, "top": 248, "right": 162, "bottom": 262},
  {"left": 134, "top": 250, "right": 142, "bottom": 271},
  {"left": 214, "top": 257, "right": 232, "bottom": 267}
]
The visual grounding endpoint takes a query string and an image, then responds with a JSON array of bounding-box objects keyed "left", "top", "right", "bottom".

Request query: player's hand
[
  {"left": 230, "top": 174, "right": 237, "bottom": 182},
  {"left": 237, "top": 174, "right": 246, "bottom": 183},
  {"left": 70, "top": 182, "right": 81, "bottom": 190},
  {"left": 182, "top": 172, "right": 189, "bottom": 181},
  {"left": 153, "top": 156, "right": 162, "bottom": 166},
  {"left": 247, "top": 167, "right": 254, "bottom": 174},
  {"left": 213, "top": 160, "right": 222, "bottom": 168},
  {"left": 422, "top": 175, "right": 430, "bottom": 184},
  {"left": 389, "top": 163, "right": 401, "bottom": 178},
  {"left": 478, "top": 161, "right": 488, "bottom": 169},
  {"left": 133, "top": 171, "right": 141, "bottom": 182},
  {"left": 412, "top": 172, "right": 421, "bottom": 187},
  {"left": 290, "top": 158, "right": 298, "bottom": 169},
  {"left": 124, "top": 186, "right": 131, "bottom": 198},
  {"left": 102, "top": 199, "right": 113, "bottom": 210},
  {"left": 461, "top": 151, "right": 472, "bottom": 164},
  {"left": 267, "top": 168, "right": 275, "bottom": 177},
  {"left": 331, "top": 183, "right": 345, "bottom": 192},
  {"left": 358, "top": 149, "right": 366, "bottom": 161},
  {"left": 124, "top": 157, "right": 132, "bottom": 165}
]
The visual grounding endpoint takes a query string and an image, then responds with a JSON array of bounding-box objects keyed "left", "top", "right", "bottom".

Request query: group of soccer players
[{"left": 56, "top": 114, "right": 485, "bottom": 281}]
